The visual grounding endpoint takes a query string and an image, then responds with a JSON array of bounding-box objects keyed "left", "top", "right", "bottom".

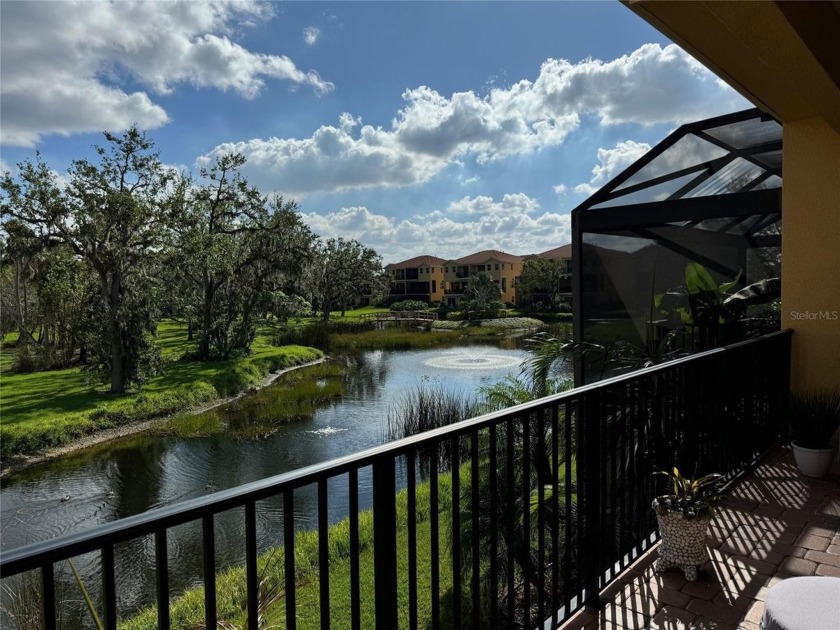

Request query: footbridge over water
[{"left": 359, "top": 310, "right": 438, "bottom": 327}]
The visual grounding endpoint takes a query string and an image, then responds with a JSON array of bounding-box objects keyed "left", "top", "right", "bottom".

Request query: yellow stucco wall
[{"left": 781, "top": 117, "right": 840, "bottom": 391}]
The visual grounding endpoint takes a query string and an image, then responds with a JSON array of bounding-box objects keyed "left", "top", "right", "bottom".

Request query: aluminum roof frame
[{"left": 571, "top": 108, "right": 784, "bottom": 354}]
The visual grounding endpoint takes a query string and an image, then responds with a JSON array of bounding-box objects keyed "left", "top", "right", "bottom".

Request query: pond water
[{"left": 0, "top": 336, "right": 566, "bottom": 625}]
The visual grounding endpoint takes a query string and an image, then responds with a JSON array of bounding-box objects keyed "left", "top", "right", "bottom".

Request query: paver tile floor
[{"left": 559, "top": 447, "right": 840, "bottom": 629}]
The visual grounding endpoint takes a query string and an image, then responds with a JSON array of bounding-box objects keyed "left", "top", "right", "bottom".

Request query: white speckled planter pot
[{"left": 653, "top": 503, "right": 713, "bottom": 582}]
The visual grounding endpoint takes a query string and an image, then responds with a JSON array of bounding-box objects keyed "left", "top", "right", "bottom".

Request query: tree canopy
[
  {"left": 516, "top": 256, "right": 570, "bottom": 311},
  {"left": 2, "top": 128, "right": 177, "bottom": 391},
  {"left": 1, "top": 127, "right": 385, "bottom": 391}
]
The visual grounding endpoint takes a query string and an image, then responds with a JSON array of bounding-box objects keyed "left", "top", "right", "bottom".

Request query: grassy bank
[
  {"left": 0, "top": 321, "right": 323, "bottom": 459},
  {"left": 122, "top": 473, "right": 456, "bottom": 630},
  {"left": 151, "top": 362, "right": 345, "bottom": 440}
]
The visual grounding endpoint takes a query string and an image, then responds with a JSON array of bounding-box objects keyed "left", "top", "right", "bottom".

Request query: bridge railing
[{"left": 359, "top": 310, "right": 438, "bottom": 321}]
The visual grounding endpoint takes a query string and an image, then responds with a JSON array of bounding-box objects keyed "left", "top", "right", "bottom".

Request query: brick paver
[{"left": 558, "top": 447, "right": 840, "bottom": 630}]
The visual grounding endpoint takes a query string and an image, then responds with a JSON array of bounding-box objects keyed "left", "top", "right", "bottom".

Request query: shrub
[
  {"left": 273, "top": 325, "right": 331, "bottom": 350},
  {"left": 11, "top": 345, "right": 65, "bottom": 373},
  {"left": 387, "top": 383, "right": 477, "bottom": 441},
  {"left": 389, "top": 299, "right": 428, "bottom": 311},
  {"left": 273, "top": 321, "right": 376, "bottom": 351},
  {"left": 446, "top": 309, "right": 507, "bottom": 322},
  {"left": 326, "top": 320, "right": 376, "bottom": 334}
]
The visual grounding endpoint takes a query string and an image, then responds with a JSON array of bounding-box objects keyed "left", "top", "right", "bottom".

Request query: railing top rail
[{"left": 0, "top": 329, "right": 791, "bottom": 575}]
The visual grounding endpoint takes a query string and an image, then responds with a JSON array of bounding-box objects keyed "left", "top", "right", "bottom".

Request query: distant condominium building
[
  {"left": 384, "top": 255, "right": 446, "bottom": 304},
  {"left": 385, "top": 246, "right": 572, "bottom": 307},
  {"left": 442, "top": 250, "right": 525, "bottom": 307}
]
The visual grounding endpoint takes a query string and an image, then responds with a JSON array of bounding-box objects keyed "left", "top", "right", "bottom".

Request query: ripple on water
[
  {"left": 423, "top": 350, "right": 524, "bottom": 371},
  {"left": 305, "top": 426, "right": 348, "bottom": 437}
]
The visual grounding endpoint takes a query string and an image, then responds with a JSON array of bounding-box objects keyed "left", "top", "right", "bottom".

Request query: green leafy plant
[
  {"left": 652, "top": 467, "right": 725, "bottom": 519},
  {"left": 788, "top": 389, "right": 840, "bottom": 450},
  {"left": 655, "top": 263, "right": 780, "bottom": 329}
]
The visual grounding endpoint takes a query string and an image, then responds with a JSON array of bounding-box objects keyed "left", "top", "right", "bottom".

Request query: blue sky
[{"left": 0, "top": 1, "right": 749, "bottom": 263}]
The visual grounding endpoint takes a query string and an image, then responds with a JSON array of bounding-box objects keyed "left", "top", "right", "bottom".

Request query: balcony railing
[{"left": 0, "top": 331, "right": 791, "bottom": 630}]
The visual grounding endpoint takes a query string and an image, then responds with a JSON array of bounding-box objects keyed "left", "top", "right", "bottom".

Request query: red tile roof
[
  {"left": 448, "top": 249, "right": 525, "bottom": 265},
  {"left": 536, "top": 244, "right": 572, "bottom": 259},
  {"left": 385, "top": 255, "right": 447, "bottom": 269}
]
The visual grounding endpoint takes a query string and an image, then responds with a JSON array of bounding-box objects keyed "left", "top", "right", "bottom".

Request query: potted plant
[
  {"left": 789, "top": 390, "right": 840, "bottom": 478},
  {"left": 652, "top": 467, "right": 724, "bottom": 581}
]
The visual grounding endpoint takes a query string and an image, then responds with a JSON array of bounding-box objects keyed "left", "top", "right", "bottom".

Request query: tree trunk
[
  {"left": 187, "top": 319, "right": 193, "bottom": 341},
  {"left": 320, "top": 292, "right": 332, "bottom": 322},
  {"left": 14, "top": 260, "right": 28, "bottom": 346},
  {"left": 199, "top": 277, "right": 215, "bottom": 359},
  {"left": 107, "top": 273, "right": 126, "bottom": 394}
]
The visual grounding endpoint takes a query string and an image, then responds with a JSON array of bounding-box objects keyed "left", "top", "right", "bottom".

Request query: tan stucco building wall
[{"left": 781, "top": 117, "right": 840, "bottom": 391}]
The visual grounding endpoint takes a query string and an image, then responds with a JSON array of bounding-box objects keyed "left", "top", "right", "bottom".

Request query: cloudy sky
[{"left": 0, "top": 1, "right": 749, "bottom": 263}]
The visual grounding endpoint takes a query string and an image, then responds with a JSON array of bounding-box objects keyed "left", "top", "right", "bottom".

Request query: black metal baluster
[
  {"left": 41, "top": 563, "right": 56, "bottom": 630},
  {"left": 284, "top": 491, "right": 296, "bottom": 630},
  {"left": 599, "top": 391, "right": 607, "bottom": 585},
  {"left": 451, "top": 436, "right": 461, "bottom": 628},
  {"left": 245, "top": 501, "right": 259, "bottom": 630},
  {"left": 102, "top": 544, "right": 117, "bottom": 630},
  {"left": 608, "top": 386, "right": 618, "bottom": 575},
  {"left": 522, "top": 412, "right": 531, "bottom": 626},
  {"left": 202, "top": 515, "right": 216, "bottom": 629},
  {"left": 318, "top": 479, "right": 331, "bottom": 630},
  {"left": 373, "top": 458, "right": 398, "bottom": 630},
  {"left": 627, "top": 380, "right": 637, "bottom": 554},
  {"left": 506, "top": 418, "right": 515, "bottom": 626},
  {"left": 537, "top": 407, "right": 546, "bottom": 626},
  {"left": 489, "top": 424, "right": 499, "bottom": 629},
  {"left": 618, "top": 382, "right": 628, "bottom": 566},
  {"left": 430, "top": 454, "right": 440, "bottom": 630},
  {"left": 470, "top": 431, "right": 481, "bottom": 628},
  {"left": 581, "top": 393, "right": 603, "bottom": 603},
  {"left": 349, "top": 470, "right": 361, "bottom": 630},
  {"left": 564, "top": 400, "right": 573, "bottom": 611},
  {"left": 635, "top": 380, "right": 646, "bottom": 547},
  {"left": 551, "top": 403, "right": 560, "bottom": 628},
  {"left": 155, "top": 529, "right": 170, "bottom": 630},
  {"left": 407, "top": 451, "right": 418, "bottom": 630}
]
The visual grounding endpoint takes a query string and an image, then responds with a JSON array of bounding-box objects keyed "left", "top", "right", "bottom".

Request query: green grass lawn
[{"left": 0, "top": 321, "right": 323, "bottom": 459}]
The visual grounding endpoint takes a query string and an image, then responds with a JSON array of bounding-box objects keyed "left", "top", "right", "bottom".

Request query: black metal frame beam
[{"left": 576, "top": 188, "right": 781, "bottom": 233}]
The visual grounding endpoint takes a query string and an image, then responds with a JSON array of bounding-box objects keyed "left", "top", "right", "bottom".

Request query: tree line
[{"left": 1, "top": 128, "right": 386, "bottom": 393}]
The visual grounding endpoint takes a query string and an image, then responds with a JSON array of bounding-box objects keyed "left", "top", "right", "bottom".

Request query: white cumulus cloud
[
  {"left": 302, "top": 194, "right": 572, "bottom": 263},
  {"left": 0, "top": 0, "right": 334, "bottom": 146},
  {"left": 446, "top": 194, "right": 540, "bottom": 217},
  {"left": 202, "top": 43, "right": 747, "bottom": 195},
  {"left": 303, "top": 27, "right": 321, "bottom": 46},
  {"left": 574, "top": 140, "right": 651, "bottom": 195}
]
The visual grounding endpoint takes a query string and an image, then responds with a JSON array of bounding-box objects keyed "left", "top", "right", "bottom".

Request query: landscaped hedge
[{"left": 389, "top": 299, "right": 428, "bottom": 311}]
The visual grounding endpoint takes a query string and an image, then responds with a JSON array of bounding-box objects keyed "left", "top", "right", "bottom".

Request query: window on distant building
[
  {"left": 502, "top": 277, "right": 507, "bottom": 292},
  {"left": 495, "top": 263, "right": 499, "bottom": 270}
]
